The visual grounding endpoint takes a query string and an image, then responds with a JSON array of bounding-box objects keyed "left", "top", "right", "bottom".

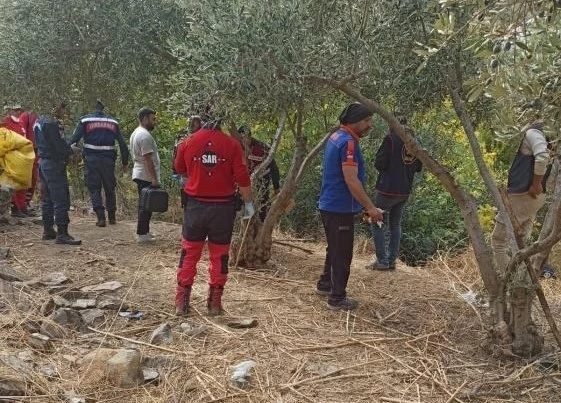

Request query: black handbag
[{"left": 140, "top": 187, "right": 169, "bottom": 213}]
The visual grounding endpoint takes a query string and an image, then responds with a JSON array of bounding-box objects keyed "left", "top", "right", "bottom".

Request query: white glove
[
  {"left": 243, "top": 201, "right": 255, "bottom": 219},
  {"left": 70, "top": 143, "right": 80, "bottom": 154}
]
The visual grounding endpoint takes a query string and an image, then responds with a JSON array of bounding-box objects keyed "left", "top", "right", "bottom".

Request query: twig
[
  {"left": 190, "top": 305, "right": 235, "bottom": 335},
  {"left": 234, "top": 271, "right": 308, "bottom": 285},
  {"left": 355, "top": 339, "right": 466, "bottom": 403},
  {"left": 196, "top": 374, "right": 216, "bottom": 400},
  {"left": 233, "top": 216, "right": 253, "bottom": 271},
  {"left": 205, "top": 393, "right": 249, "bottom": 403},
  {"left": 288, "top": 337, "right": 406, "bottom": 352},
  {"left": 445, "top": 380, "right": 468, "bottom": 403},
  {"left": 87, "top": 326, "right": 194, "bottom": 356},
  {"left": 273, "top": 240, "right": 314, "bottom": 254}
]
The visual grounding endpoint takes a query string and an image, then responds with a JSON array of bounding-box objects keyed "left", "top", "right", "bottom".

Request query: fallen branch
[{"left": 273, "top": 240, "right": 314, "bottom": 254}]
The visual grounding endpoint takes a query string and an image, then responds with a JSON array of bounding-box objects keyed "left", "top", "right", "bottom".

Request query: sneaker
[
  {"left": 541, "top": 264, "right": 557, "bottom": 279},
  {"left": 365, "top": 261, "right": 394, "bottom": 271},
  {"left": 327, "top": 297, "right": 359, "bottom": 311},
  {"left": 147, "top": 232, "right": 156, "bottom": 240},
  {"left": 136, "top": 234, "right": 154, "bottom": 243}
]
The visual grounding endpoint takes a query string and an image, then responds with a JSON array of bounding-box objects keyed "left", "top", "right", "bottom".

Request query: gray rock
[
  {"left": 40, "top": 298, "right": 56, "bottom": 316},
  {"left": 150, "top": 323, "right": 173, "bottom": 346},
  {"left": 81, "top": 281, "right": 122, "bottom": 293},
  {"left": 41, "top": 308, "right": 85, "bottom": 338},
  {"left": 226, "top": 317, "right": 258, "bottom": 329},
  {"left": 27, "top": 272, "right": 69, "bottom": 287},
  {"left": 0, "top": 278, "right": 18, "bottom": 311},
  {"left": 27, "top": 333, "right": 53, "bottom": 352},
  {"left": 0, "top": 262, "right": 25, "bottom": 281},
  {"left": 39, "top": 364, "right": 57, "bottom": 379},
  {"left": 53, "top": 295, "right": 72, "bottom": 307},
  {"left": 81, "top": 309, "right": 105, "bottom": 326},
  {"left": 106, "top": 349, "right": 143, "bottom": 388},
  {"left": 21, "top": 319, "right": 42, "bottom": 334},
  {"left": 97, "top": 296, "right": 128, "bottom": 311},
  {"left": 0, "top": 247, "right": 10, "bottom": 260},
  {"left": 0, "top": 371, "right": 25, "bottom": 396},
  {"left": 0, "top": 355, "right": 30, "bottom": 372},
  {"left": 142, "top": 368, "right": 159, "bottom": 383},
  {"left": 142, "top": 355, "right": 180, "bottom": 369},
  {"left": 180, "top": 322, "right": 207, "bottom": 337},
  {"left": 71, "top": 299, "right": 97, "bottom": 310},
  {"left": 17, "top": 350, "right": 34, "bottom": 362}
]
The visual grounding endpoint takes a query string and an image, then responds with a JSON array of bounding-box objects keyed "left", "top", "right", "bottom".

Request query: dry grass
[{"left": 0, "top": 217, "right": 561, "bottom": 402}]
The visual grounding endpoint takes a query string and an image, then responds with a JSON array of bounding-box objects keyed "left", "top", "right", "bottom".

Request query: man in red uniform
[
  {"left": 173, "top": 117, "right": 254, "bottom": 316},
  {"left": 1, "top": 104, "right": 29, "bottom": 217}
]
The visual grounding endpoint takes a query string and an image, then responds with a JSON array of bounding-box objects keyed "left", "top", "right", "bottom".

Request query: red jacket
[
  {"left": 20, "top": 112, "right": 38, "bottom": 146},
  {"left": 0, "top": 115, "right": 26, "bottom": 137},
  {"left": 174, "top": 128, "right": 251, "bottom": 199}
]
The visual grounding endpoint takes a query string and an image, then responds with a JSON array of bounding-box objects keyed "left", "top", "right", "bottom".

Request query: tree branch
[{"left": 251, "top": 109, "right": 286, "bottom": 183}]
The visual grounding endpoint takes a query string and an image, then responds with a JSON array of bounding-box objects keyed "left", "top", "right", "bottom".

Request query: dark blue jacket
[
  {"left": 70, "top": 112, "right": 129, "bottom": 164},
  {"left": 34, "top": 115, "right": 73, "bottom": 162},
  {"left": 375, "top": 132, "right": 422, "bottom": 197}
]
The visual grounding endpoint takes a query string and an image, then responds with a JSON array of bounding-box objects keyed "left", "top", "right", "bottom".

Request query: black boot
[
  {"left": 107, "top": 211, "right": 116, "bottom": 225},
  {"left": 95, "top": 209, "right": 106, "bottom": 227},
  {"left": 56, "top": 225, "right": 82, "bottom": 245},
  {"left": 207, "top": 285, "right": 225, "bottom": 316},
  {"left": 42, "top": 226, "right": 57, "bottom": 240},
  {"left": 175, "top": 286, "right": 192, "bottom": 316}
]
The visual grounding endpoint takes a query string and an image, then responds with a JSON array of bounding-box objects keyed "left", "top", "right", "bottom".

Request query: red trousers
[{"left": 176, "top": 238, "right": 230, "bottom": 287}]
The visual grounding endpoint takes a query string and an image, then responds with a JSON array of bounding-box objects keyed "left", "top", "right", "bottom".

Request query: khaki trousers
[{"left": 491, "top": 193, "right": 546, "bottom": 274}]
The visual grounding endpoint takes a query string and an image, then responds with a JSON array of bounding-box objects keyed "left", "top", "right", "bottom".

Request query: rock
[
  {"left": 41, "top": 308, "right": 85, "bottom": 338},
  {"left": 226, "top": 317, "right": 258, "bottom": 329},
  {"left": 39, "top": 364, "right": 57, "bottom": 379},
  {"left": 106, "top": 349, "right": 143, "bottom": 388},
  {"left": 150, "top": 323, "right": 173, "bottom": 346},
  {"left": 27, "top": 272, "right": 69, "bottom": 287},
  {"left": 0, "top": 247, "right": 10, "bottom": 260},
  {"left": 27, "top": 333, "right": 53, "bottom": 352},
  {"left": 65, "top": 390, "right": 86, "bottom": 403},
  {"left": 97, "top": 296, "right": 128, "bottom": 311},
  {"left": 0, "top": 278, "right": 18, "bottom": 311},
  {"left": 81, "top": 281, "right": 123, "bottom": 293},
  {"left": 81, "top": 309, "right": 105, "bottom": 326},
  {"left": 0, "top": 262, "right": 25, "bottom": 281},
  {"left": 143, "top": 368, "right": 159, "bottom": 383},
  {"left": 71, "top": 299, "right": 97, "bottom": 310},
  {"left": 48, "top": 288, "right": 87, "bottom": 300},
  {"left": 0, "top": 370, "right": 25, "bottom": 396},
  {"left": 180, "top": 322, "right": 207, "bottom": 337},
  {"left": 79, "top": 348, "right": 119, "bottom": 385},
  {"left": 21, "top": 319, "right": 42, "bottom": 334},
  {"left": 53, "top": 295, "right": 72, "bottom": 307},
  {"left": 183, "top": 378, "right": 198, "bottom": 392},
  {"left": 0, "top": 355, "right": 30, "bottom": 372},
  {"left": 142, "top": 355, "right": 180, "bottom": 369},
  {"left": 17, "top": 350, "right": 34, "bottom": 362},
  {"left": 40, "top": 298, "right": 56, "bottom": 316}
]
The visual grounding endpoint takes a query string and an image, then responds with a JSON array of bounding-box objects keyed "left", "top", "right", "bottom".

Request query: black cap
[
  {"left": 339, "top": 103, "right": 373, "bottom": 124},
  {"left": 138, "top": 107, "right": 156, "bottom": 120}
]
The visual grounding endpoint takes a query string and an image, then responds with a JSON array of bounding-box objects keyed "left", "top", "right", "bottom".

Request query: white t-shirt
[{"left": 130, "top": 126, "right": 160, "bottom": 182}]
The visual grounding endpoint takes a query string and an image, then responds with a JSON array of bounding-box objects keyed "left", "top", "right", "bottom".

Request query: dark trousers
[
  {"left": 84, "top": 155, "right": 116, "bottom": 213},
  {"left": 318, "top": 210, "right": 355, "bottom": 303},
  {"left": 134, "top": 179, "right": 152, "bottom": 235},
  {"left": 39, "top": 159, "right": 70, "bottom": 227},
  {"left": 182, "top": 197, "right": 236, "bottom": 244}
]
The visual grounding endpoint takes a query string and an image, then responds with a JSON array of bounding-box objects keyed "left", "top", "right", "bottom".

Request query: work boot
[
  {"left": 56, "top": 225, "right": 82, "bottom": 245},
  {"left": 107, "top": 211, "right": 116, "bottom": 225},
  {"left": 175, "top": 286, "right": 192, "bottom": 316},
  {"left": 42, "top": 226, "right": 57, "bottom": 240},
  {"left": 327, "top": 297, "right": 359, "bottom": 311},
  {"left": 95, "top": 210, "right": 106, "bottom": 227},
  {"left": 206, "top": 285, "right": 225, "bottom": 316}
]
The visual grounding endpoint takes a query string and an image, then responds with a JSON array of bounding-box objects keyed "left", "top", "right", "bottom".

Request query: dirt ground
[{"left": 1, "top": 214, "right": 561, "bottom": 403}]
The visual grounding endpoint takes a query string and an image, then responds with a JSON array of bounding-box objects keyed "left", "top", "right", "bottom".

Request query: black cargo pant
[
  {"left": 39, "top": 159, "right": 71, "bottom": 227},
  {"left": 84, "top": 155, "right": 116, "bottom": 214},
  {"left": 318, "top": 210, "right": 355, "bottom": 303},
  {"left": 134, "top": 179, "right": 152, "bottom": 235}
]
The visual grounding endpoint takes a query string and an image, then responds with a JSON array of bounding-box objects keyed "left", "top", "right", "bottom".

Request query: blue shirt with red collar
[{"left": 319, "top": 126, "right": 365, "bottom": 213}]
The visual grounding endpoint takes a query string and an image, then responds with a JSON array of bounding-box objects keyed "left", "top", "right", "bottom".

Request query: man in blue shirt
[
  {"left": 35, "top": 101, "right": 81, "bottom": 245},
  {"left": 317, "top": 103, "right": 383, "bottom": 311},
  {"left": 70, "top": 100, "right": 129, "bottom": 227}
]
